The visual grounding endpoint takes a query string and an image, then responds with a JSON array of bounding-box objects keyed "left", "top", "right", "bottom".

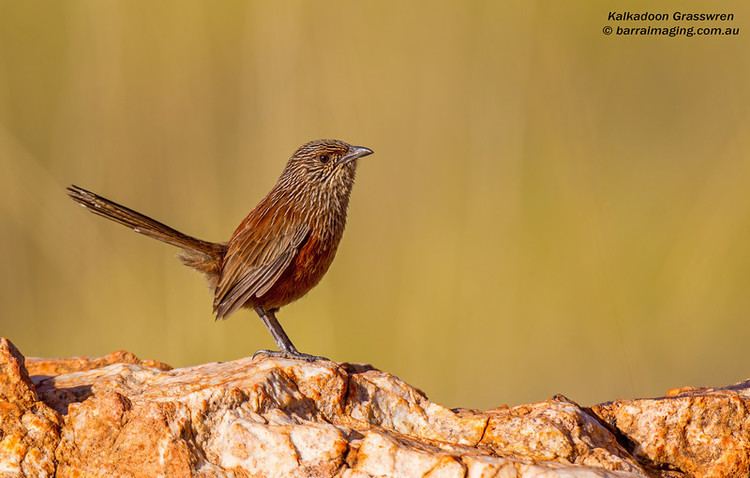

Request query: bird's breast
[{"left": 255, "top": 226, "right": 344, "bottom": 309}]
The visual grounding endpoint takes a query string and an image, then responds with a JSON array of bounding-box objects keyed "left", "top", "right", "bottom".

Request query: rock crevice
[{"left": 0, "top": 337, "right": 746, "bottom": 477}]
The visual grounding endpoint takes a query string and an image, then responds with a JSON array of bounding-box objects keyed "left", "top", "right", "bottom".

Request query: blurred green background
[{"left": 1, "top": 1, "right": 749, "bottom": 409}]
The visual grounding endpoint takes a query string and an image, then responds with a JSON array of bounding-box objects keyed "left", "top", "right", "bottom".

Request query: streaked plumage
[{"left": 67, "top": 139, "right": 373, "bottom": 358}]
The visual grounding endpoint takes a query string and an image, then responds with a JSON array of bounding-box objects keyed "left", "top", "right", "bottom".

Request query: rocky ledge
[{"left": 0, "top": 338, "right": 747, "bottom": 477}]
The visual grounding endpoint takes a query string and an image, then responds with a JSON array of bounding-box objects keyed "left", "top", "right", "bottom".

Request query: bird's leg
[
  {"left": 252, "top": 307, "right": 329, "bottom": 362},
  {"left": 254, "top": 306, "right": 299, "bottom": 354}
]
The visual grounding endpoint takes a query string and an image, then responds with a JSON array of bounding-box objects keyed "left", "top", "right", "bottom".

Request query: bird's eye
[{"left": 319, "top": 154, "right": 331, "bottom": 164}]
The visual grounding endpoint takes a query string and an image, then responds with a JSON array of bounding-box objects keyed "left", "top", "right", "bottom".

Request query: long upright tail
[{"left": 67, "top": 185, "right": 226, "bottom": 282}]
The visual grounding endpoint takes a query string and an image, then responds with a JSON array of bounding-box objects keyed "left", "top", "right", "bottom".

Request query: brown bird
[{"left": 67, "top": 139, "right": 373, "bottom": 360}]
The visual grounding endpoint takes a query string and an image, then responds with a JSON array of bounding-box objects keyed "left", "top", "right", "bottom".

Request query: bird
[{"left": 67, "top": 139, "right": 374, "bottom": 360}]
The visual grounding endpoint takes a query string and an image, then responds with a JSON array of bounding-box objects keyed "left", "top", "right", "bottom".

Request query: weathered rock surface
[
  {"left": 593, "top": 384, "right": 750, "bottom": 478},
  {"left": 0, "top": 337, "right": 745, "bottom": 477},
  {"left": 0, "top": 339, "right": 60, "bottom": 478}
]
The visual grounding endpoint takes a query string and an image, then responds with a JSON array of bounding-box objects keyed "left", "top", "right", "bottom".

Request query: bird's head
[{"left": 278, "top": 139, "right": 374, "bottom": 200}]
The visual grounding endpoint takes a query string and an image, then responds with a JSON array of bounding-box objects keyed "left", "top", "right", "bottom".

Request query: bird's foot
[{"left": 252, "top": 349, "right": 330, "bottom": 363}]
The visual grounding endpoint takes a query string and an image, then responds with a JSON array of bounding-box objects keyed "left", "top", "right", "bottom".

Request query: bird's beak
[{"left": 339, "top": 145, "right": 374, "bottom": 165}]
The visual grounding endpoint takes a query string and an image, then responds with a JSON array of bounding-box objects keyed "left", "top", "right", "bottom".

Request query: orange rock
[
  {"left": 593, "top": 384, "right": 750, "bottom": 478},
  {"left": 0, "top": 339, "right": 61, "bottom": 478},
  {"left": 25, "top": 350, "right": 171, "bottom": 378},
  {"left": 1, "top": 336, "right": 748, "bottom": 477}
]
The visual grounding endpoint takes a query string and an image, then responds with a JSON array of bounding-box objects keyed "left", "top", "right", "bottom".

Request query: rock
[
  {"left": 0, "top": 337, "right": 746, "bottom": 477},
  {"left": 26, "top": 350, "right": 171, "bottom": 378},
  {"left": 0, "top": 339, "right": 61, "bottom": 478},
  {"left": 592, "top": 383, "right": 750, "bottom": 478}
]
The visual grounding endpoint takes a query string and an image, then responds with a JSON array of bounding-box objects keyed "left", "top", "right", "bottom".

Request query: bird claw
[{"left": 252, "top": 349, "right": 330, "bottom": 362}]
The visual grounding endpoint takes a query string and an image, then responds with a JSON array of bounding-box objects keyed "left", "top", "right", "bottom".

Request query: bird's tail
[{"left": 67, "top": 185, "right": 226, "bottom": 283}]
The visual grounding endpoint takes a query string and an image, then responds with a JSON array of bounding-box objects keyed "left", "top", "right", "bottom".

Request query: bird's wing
[{"left": 213, "top": 213, "right": 310, "bottom": 319}]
